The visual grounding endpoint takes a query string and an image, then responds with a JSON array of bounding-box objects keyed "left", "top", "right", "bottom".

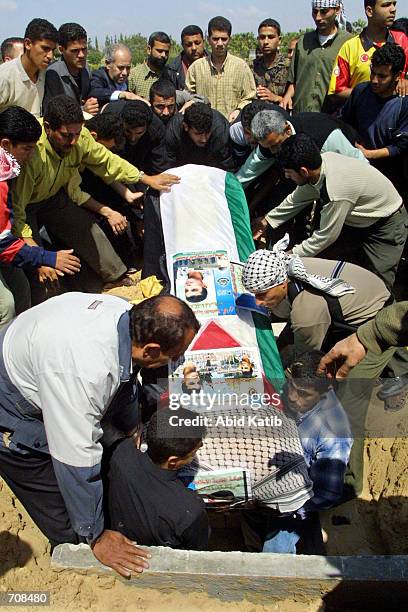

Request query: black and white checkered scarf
[{"left": 243, "top": 234, "right": 355, "bottom": 297}]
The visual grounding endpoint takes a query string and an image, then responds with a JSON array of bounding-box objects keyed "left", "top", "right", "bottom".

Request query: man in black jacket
[
  {"left": 44, "top": 22, "right": 98, "bottom": 115},
  {"left": 165, "top": 102, "right": 236, "bottom": 171},
  {"left": 104, "top": 99, "right": 170, "bottom": 174},
  {"left": 89, "top": 44, "right": 142, "bottom": 107},
  {"left": 167, "top": 25, "right": 207, "bottom": 90}
]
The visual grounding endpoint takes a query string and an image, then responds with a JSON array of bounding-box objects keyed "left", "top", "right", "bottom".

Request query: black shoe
[{"left": 377, "top": 376, "right": 408, "bottom": 400}]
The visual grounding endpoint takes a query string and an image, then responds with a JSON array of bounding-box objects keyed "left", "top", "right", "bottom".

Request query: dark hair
[
  {"left": 146, "top": 407, "right": 205, "bottom": 464},
  {"left": 86, "top": 112, "right": 125, "bottom": 149},
  {"left": 185, "top": 287, "right": 208, "bottom": 303},
  {"left": 241, "top": 100, "right": 270, "bottom": 130},
  {"left": 43, "top": 95, "right": 84, "bottom": 129},
  {"left": 148, "top": 31, "right": 171, "bottom": 47},
  {"left": 58, "top": 23, "right": 87, "bottom": 48},
  {"left": 131, "top": 295, "right": 200, "bottom": 352},
  {"left": 372, "top": 42, "right": 406, "bottom": 75},
  {"left": 184, "top": 102, "right": 213, "bottom": 133},
  {"left": 208, "top": 16, "right": 232, "bottom": 37},
  {"left": 181, "top": 25, "right": 204, "bottom": 43},
  {"left": 392, "top": 18, "right": 408, "bottom": 35},
  {"left": 149, "top": 79, "right": 176, "bottom": 103},
  {"left": 364, "top": 0, "right": 377, "bottom": 8},
  {"left": 24, "top": 18, "right": 58, "bottom": 44},
  {"left": 258, "top": 18, "right": 282, "bottom": 36},
  {"left": 121, "top": 100, "right": 152, "bottom": 128},
  {"left": 278, "top": 133, "right": 322, "bottom": 172},
  {"left": 1, "top": 37, "right": 23, "bottom": 61},
  {"left": 0, "top": 106, "right": 42, "bottom": 143},
  {"left": 290, "top": 351, "right": 330, "bottom": 394}
]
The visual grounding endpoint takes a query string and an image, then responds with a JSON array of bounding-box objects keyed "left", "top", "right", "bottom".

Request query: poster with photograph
[
  {"left": 169, "top": 346, "right": 264, "bottom": 409},
  {"left": 193, "top": 467, "right": 251, "bottom": 500},
  {"left": 172, "top": 250, "right": 236, "bottom": 319}
]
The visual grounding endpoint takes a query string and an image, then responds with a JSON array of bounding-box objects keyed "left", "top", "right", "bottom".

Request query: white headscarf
[
  {"left": 243, "top": 235, "right": 355, "bottom": 297},
  {"left": 312, "top": 0, "right": 348, "bottom": 29}
]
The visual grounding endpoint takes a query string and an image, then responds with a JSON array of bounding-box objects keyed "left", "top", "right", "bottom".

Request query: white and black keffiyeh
[
  {"left": 243, "top": 234, "right": 355, "bottom": 297},
  {"left": 312, "top": 0, "right": 347, "bottom": 29}
]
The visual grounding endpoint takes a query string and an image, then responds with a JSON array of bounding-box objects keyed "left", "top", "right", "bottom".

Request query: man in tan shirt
[
  {"left": 0, "top": 18, "right": 58, "bottom": 117},
  {"left": 253, "top": 133, "right": 406, "bottom": 292},
  {"left": 185, "top": 16, "right": 256, "bottom": 121}
]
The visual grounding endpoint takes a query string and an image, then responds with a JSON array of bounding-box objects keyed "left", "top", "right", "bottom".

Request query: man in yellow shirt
[{"left": 12, "top": 94, "right": 179, "bottom": 294}]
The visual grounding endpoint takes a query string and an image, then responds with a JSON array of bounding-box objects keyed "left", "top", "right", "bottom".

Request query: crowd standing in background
[{"left": 0, "top": 0, "right": 408, "bottom": 572}]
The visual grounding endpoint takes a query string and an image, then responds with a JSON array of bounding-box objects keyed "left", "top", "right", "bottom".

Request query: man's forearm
[{"left": 82, "top": 197, "right": 111, "bottom": 218}]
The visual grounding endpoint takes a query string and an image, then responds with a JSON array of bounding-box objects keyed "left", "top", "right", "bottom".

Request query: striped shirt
[{"left": 186, "top": 53, "right": 256, "bottom": 118}]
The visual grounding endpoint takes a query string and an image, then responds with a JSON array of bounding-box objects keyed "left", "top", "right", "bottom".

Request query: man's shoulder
[
  {"left": 227, "top": 53, "right": 251, "bottom": 68},
  {"left": 189, "top": 56, "right": 208, "bottom": 72},
  {"left": 336, "top": 32, "right": 361, "bottom": 55},
  {"left": 111, "top": 438, "right": 140, "bottom": 470},
  {"left": 46, "top": 58, "right": 67, "bottom": 76},
  {"left": 0, "top": 57, "right": 20, "bottom": 77},
  {"left": 129, "top": 63, "right": 146, "bottom": 75},
  {"left": 168, "top": 53, "right": 183, "bottom": 72},
  {"left": 91, "top": 67, "right": 107, "bottom": 80}
]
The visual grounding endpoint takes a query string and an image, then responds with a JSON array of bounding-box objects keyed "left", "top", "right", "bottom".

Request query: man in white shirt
[
  {"left": 0, "top": 18, "right": 58, "bottom": 117},
  {"left": 0, "top": 293, "right": 199, "bottom": 577}
]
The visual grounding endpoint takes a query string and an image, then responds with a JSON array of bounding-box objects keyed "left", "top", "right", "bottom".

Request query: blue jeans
[
  {"left": 263, "top": 527, "right": 300, "bottom": 554},
  {"left": 263, "top": 514, "right": 322, "bottom": 554}
]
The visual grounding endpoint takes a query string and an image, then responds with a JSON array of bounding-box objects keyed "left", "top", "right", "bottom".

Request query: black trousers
[{"left": 0, "top": 440, "right": 80, "bottom": 549}]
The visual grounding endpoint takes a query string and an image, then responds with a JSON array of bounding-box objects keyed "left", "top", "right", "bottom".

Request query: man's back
[
  {"left": 271, "top": 257, "right": 390, "bottom": 353},
  {"left": 108, "top": 439, "right": 209, "bottom": 550}
]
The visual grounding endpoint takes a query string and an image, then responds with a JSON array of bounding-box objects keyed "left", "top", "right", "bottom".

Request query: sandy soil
[
  {"left": 2, "top": 398, "right": 408, "bottom": 610},
  {"left": 1, "top": 275, "right": 408, "bottom": 609}
]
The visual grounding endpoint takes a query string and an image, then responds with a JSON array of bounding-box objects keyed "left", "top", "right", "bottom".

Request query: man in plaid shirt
[{"left": 262, "top": 351, "right": 352, "bottom": 554}]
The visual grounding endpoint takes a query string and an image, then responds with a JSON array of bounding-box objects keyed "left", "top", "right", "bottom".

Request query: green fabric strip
[{"left": 225, "top": 172, "right": 285, "bottom": 389}]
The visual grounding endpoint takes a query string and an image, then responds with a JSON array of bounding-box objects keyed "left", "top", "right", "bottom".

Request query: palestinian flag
[{"left": 160, "top": 164, "right": 285, "bottom": 391}]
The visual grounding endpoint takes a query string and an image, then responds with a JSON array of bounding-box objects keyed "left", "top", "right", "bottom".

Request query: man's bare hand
[
  {"left": 38, "top": 266, "right": 60, "bottom": 284},
  {"left": 83, "top": 97, "right": 99, "bottom": 115},
  {"left": 106, "top": 210, "right": 128, "bottom": 235},
  {"left": 122, "top": 92, "right": 151, "bottom": 105},
  {"left": 178, "top": 100, "right": 195, "bottom": 114},
  {"left": 317, "top": 333, "right": 367, "bottom": 379},
  {"left": 124, "top": 190, "right": 144, "bottom": 207},
  {"left": 397, "top": 78, "right": 408, "bottom": 97},
  {"left": 252, "top": 216, "right": 268, "bottom": 240},
  {"left": 257, "top": 86, "right": 281, "bottom": 103},
  {"left": 280, "top": 93, "right": 293, "bottom": 111},
  {"left": 142, "top": 173, "right": 180, "bottom": 192},
  {"left": 55, "top": 249, "right": 81, "bottom": 275},
  {"left": 92, "top": 530, "right": 151, "bottom": 578},
  {"left": 228, "top": 109, "right": 240, "bottom": 123}
]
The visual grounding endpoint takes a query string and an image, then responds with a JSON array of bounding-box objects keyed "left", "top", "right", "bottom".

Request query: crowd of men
[{"left": 0, "top": 0, "right": 408, "bottom": 572}]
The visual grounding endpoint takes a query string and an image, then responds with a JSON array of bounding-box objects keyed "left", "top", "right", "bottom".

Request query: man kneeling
[
  {"left": 108, "top": 407, "right": 209, "bottom": 550},
  {"left": 250, "top": 352, "right": 352, "bottom": 554}
]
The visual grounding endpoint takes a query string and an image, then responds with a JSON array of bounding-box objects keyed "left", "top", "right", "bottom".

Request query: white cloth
[{"left": 0, "top": 57, "right": 45, "bottom": 117}]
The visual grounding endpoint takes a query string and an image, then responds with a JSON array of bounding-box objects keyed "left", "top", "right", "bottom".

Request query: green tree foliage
[{"left": 229, "top": 32, "right": 258, "bottom": 59}]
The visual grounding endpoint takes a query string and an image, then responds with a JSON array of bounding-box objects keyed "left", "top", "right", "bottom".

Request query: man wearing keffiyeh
[
  {"left": 242, "top": 235, "right": 390, "bottom": 358},
  {"left": 281, "top": 0, "right": 352, "bottom": 113}
]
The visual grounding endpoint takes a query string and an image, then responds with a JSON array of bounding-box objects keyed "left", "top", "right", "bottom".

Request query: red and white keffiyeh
[{"left": 0, "top": 147, "right": 20, "bottom": 182}]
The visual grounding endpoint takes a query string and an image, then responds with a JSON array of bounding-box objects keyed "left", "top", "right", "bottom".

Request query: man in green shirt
[
  {"left": 12, "top": 94, "right": 179, "bottom": 293},
  {"left": 128, "top": 32, "right": 171, "bottom": 99},
  {"left": 281, "top": 0, "right": 351, "bottom": 113}
]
